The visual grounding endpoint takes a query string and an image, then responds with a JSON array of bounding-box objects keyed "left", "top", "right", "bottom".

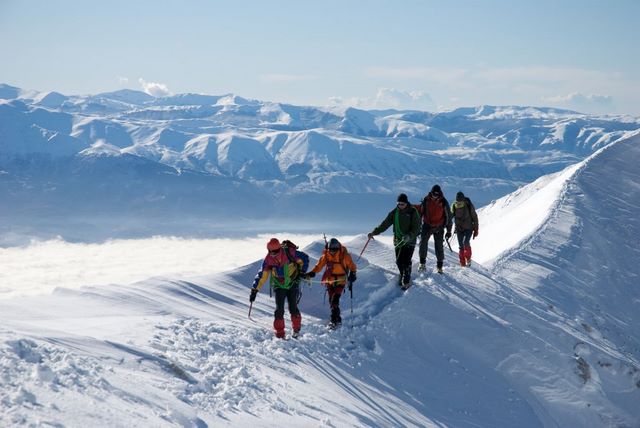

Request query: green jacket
[{"left": 371, "top": 205, "right": 421, "bottom": 246}]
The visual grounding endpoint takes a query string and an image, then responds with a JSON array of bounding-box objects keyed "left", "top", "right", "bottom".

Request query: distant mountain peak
[{"left": 95, "top": 89, "right": 155, "bottom": 105}]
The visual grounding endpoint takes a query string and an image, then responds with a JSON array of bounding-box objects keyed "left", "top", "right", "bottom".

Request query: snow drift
[{"left": 1, "top": 133, "right": 639, "bottom": 426}]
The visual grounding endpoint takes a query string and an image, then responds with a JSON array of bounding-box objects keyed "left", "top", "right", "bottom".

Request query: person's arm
[
  {"left": 370, "top": 210, "right": 394, "bottom": 236},
  {"left": 310, "top": 253, "right": 327, "bottom": 274},
  {"left": 344, "top": 250, "right": 357, "bottom": 273},
  {"left": 252, "top": 259, "right": 271, "bottom": 291},
  {"left": 409, "top": 207, "right": 421, "bottom": 240},
  {"left": 470, "top": 202, "right": 479, "bottom": 237},
  {"left": 443, "top": 197, "right": 453, "bottom": 234},
  {"left": 295, "top": 250, "right": 309, "bottom": 273}
]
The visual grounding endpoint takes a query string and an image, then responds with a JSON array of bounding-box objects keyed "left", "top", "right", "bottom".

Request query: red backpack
[{"left": 422, "top": 195, "right": 446, "bottom": 227}]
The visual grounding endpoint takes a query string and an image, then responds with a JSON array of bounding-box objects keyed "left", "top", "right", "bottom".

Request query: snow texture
[{"left": 1, "top": 133, "right": 639, "bottom": 426}]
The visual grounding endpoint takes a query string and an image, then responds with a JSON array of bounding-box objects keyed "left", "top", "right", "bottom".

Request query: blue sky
[{"left": 1, "top": 0, "right": 639, "bottom": 114}]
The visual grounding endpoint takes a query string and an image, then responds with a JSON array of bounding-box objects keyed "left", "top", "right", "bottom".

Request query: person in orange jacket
[{"left": 302, "top": 238, "right": 357, "bottom": 328}]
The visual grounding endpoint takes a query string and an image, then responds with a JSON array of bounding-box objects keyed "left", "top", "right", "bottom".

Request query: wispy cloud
[
  {"left": 116, "top": 76, "right": 129, "bottom": 85},
  {"left": 330, "top": 88, "right": 435, "bottom": 111},
  {"left": 366, "top": 67, "right": 469, "bottom": 85},
  {"left": 474, "top": 66, "right": 620, "bottom": 85},
  {"left": 138, "top": 78, "right": 172, "bottom": 97},
  {"left": 362, "top": 65, "right": 630, "bottom": 113},
  {"left": 367, "top": 65, "right": 620, "bottom": 86},
  {"left": 261, "top": 73, "right": 317, "bottom": 83},
  {"left": 544, "top": 92, "right": 613, "bottom": 112}
]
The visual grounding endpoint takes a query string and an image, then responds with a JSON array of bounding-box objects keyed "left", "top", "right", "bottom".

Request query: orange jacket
[{"left": 310, "top": 246, "right": 357, "bottom": 287}]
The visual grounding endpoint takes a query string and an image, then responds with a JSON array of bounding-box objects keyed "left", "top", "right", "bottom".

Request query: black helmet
[
  {"left": 328, "top": 238, "right": 341, "bottom": 251},
  {"left": 456, "top": 191, "right": 465, "bottom": 202}
]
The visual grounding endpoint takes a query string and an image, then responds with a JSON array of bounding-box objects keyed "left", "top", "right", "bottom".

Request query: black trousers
[
  {"left": 456, "top": 229, "right": 472, "bottom": 250},
  {"left": 395, "top": 244, "right": 415, "bottom": 278},
  {"left": 274, "top": 284, "right": 300, "bottom": 319},
  {"left": 328, "top": 285, "right": 345, "bottom": 324},
  {"left": 419, "top": 224, "right": 445, "bottom": 268}
]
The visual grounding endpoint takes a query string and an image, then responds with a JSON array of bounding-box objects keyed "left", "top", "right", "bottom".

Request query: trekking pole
[
  {"left": 248, "top": 301, "right": 254, "bottom": 321},
  {"left": 357, "top": 236, "right": 373, "bottom": 262},
  {"left": 445, "top": 236, "right": 453, "bottom": 252},
  {"left": 349, "top": 281, "right": 353, "bottom": 314}
]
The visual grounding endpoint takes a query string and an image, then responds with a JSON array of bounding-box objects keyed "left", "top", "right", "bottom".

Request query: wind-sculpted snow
[{"left": 0, "top": 210, "right": 639, "bottom": 426}]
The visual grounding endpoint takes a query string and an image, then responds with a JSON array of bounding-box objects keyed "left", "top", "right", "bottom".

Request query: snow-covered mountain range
[
  {"left": 1, "top": 83, "right": 639, "bottom": 241},
  {"left": 1, "top": 130, "right": 638, "bottom": 427}
]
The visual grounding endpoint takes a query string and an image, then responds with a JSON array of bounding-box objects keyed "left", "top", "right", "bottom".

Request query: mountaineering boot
[
  {"left": 274, "top": 318, "right": 286, "bottom": 339},
  {"left": 330, "top": 307, "right": 342, "bottom": 326},
  {"left": 459, "top": 250, "right": 466, "bottom": 267},
  {"left": 329, "top": 309, "right": 342, "bottom": 330},
  {"left": 418, "top": 263, "right": 426, "bottom": 272},
  {"left": 437, "top": 267, "right": 444, "bottom": 274},
  {"left": 401, "top": 267, "right": 411, "bottom": 289},
  {"left": 464, "top": 246, "right": 472, "bottom": 266},
  {"left": 291, "top": 313, "right": 302, "bottom": 335}
]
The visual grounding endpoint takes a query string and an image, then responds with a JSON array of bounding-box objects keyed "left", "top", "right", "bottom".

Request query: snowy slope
[{"left": 1, "top": 132, "right": 639, "bottom": 426}]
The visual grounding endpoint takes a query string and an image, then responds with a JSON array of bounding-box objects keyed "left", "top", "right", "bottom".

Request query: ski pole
[
  {"left": 248, "top": 301, "right": 254, "bottom": 321},
  {"left": 357, "top": 236, "right": 373, "bottom": 262},
  {"left": 349, "top": 281, "right": 353, "bottom": 314}
]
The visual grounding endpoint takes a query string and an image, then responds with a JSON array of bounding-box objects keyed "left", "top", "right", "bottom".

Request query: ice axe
[
  {"left": 357, "top": 235, "right": 373, "bottom": 262},
  {"left": 248, "top": 301, "right": 255, "bottom": 321}
]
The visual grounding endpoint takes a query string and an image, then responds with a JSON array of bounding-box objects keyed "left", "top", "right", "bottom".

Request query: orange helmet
[{"left": 267, "top": 238, "right": 281, "bottom": 252}]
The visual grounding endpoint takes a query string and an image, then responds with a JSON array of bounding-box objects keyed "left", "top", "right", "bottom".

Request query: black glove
[
  {"left": 249, "top": 288, "right": 258, "bottom": 302},
  {"left": 445, "top": 231, "right": 452, "bottom": 240},
  {"left": 348, "top": 271, "right": 357, "bottom": 282},
  {"left": 302, "top": 271, "right": 315, "bottom": 279}
]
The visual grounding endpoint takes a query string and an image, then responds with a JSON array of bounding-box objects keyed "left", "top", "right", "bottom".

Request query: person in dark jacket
[
  {"left": 368, "top": 193, "right": 420, "bottom": 289},
  {"left": 250, "top": 238, "right": 309, "bottom": 338},
  {"left": 418, "top": 184, "right": 453, "bottom": 274},
  {"left": 451, "top": 192, "right": 479, "bottom": 267}
]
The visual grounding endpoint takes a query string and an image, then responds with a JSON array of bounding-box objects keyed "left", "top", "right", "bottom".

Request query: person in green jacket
[{"left": 368, "top": 193, "right": 421, "bottom": 289}]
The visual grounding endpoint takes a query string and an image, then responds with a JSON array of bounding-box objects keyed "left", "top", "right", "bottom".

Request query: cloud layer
[
  {"left": 330, "top": 88, "right": 436, "bottom": 111},
  {"left": 545, "top": 92, "right": 613, "bottom": 112}
]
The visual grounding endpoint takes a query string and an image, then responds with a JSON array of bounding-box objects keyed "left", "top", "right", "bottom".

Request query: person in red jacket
[
  {"left": 303, "top": 238, "right": 357, "bottom": 328},
  {"left": 418, "top": 184, "right": 453, "bottom": 274},
  {"left": 250, "top": 238, "right": 309, "bottom": 338}
]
